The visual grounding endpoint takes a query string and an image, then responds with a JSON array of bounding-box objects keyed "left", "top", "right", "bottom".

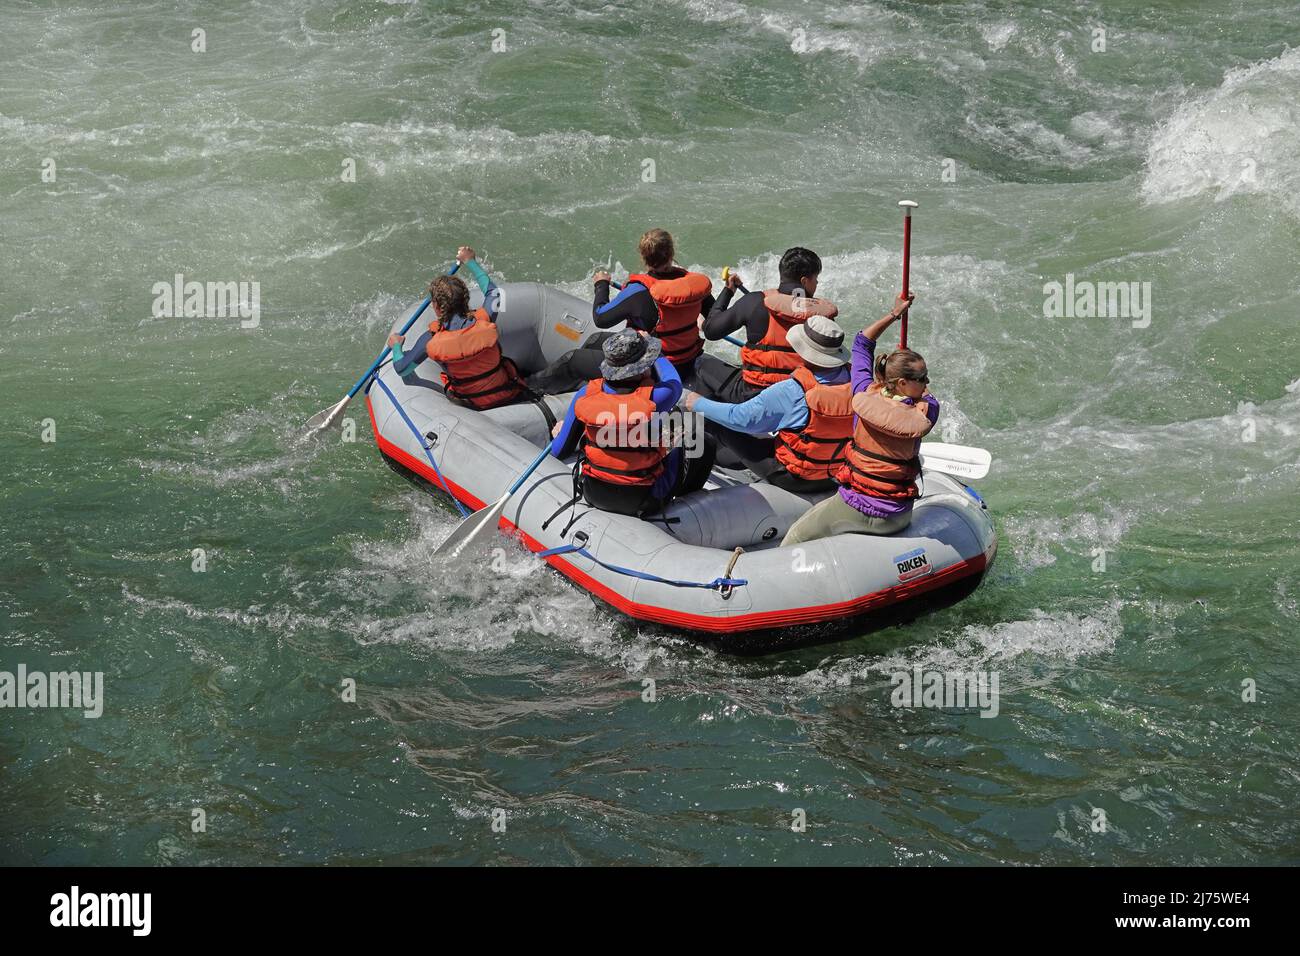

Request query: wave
[
  {"left": 1143, "top": 48, "right": 1300, "bottom": 213},
  {"left": 793, "top": 603, "right": 1123, "bottom": 693}
]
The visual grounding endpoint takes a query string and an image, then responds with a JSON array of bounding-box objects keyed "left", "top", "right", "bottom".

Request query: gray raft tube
[{"left": 365, "top": 282, "right": 997, "bottom": 653}]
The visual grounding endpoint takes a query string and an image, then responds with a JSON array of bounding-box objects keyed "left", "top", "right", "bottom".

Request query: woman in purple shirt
[{"left": 782, "top": 293, "right": 938, "bottom": 546}]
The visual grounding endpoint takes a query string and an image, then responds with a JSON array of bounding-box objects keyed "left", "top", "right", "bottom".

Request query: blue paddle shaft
[
  {"left": 347, "top": 263, "right": 460, "bottom": 399},
  {"left": 509, "top": 445, "right": 553, "bottom": 495}
]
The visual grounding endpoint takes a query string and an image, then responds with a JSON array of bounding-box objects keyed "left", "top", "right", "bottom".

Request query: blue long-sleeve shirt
[
  {"left": 391, "top": 260, "right": 499, "bottom": 377},
  {"left": 692, "top": 364, "right": 850, "bottom": 435},
  {"left": 550, "top": 357, "right": 682, "bottom": 458}
]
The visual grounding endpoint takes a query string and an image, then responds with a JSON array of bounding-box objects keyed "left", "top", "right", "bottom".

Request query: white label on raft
[{"left": 893, "top": 548, "right": 933, "bottom": 583}]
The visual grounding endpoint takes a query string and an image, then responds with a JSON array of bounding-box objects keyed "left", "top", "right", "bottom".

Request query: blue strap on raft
[
  {"left": 535, "top": 543, "right": 747, "bottom": 591},
  {"left": 371, "top": 374, "right": 470, "bottom": 518},
  {"left": 374, "top": 374, "right": 745, "bottom": 589}
]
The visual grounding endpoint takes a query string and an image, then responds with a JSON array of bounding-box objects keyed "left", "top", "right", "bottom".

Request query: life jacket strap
[
  {"left": 778, "top": 440, "right": 849, "bottom": 464},
  {"left": 850, "top": 442, "right": 921, "bottom": 470},
  {"left": 444, "top": 363, "right": 505, "bottom": 386},
  {"left": 843, "top": 459, "right": 916, "bottom": 486}
]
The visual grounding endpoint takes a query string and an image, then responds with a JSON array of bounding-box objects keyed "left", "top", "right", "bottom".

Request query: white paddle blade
[
  {"left": 919, "top": 442, "right": 992, "bottom": 481},
  {"left": 434, "top": 495, "right": 507, "bottom": 559},
  {"left": 304, "top": 395, "right": 351, "bottom": 435}
]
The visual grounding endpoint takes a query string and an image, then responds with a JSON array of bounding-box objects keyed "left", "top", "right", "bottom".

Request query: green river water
[{"left": 2, "top": 0, "right": 1298, "bottom": 864}]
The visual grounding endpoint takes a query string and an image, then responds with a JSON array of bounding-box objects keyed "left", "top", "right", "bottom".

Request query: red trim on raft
[{"left": 366, "top": 394, "right": 990, "bottom": 634}]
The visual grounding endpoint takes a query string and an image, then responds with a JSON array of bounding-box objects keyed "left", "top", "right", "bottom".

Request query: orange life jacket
[
  {"left": 835, "top": 384, "right": 932, "bottom": 500},
  {"left": 572, "top": 377, "right": 668, "bottom": 487},
  {"left": 775, "top": 367, "right": 854, "bottom": 481},
  {"left": 740, "top": 290, "right": 839, "bottom": 388},
  {"left": 425, "top": 308, "right": 528, "bottom": 410},
  {"left": 627, "top": 270, "right": 712, "bottom": 367}
]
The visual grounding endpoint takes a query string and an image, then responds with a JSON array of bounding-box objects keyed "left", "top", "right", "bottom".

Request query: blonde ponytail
[{"left": 875, "top": 348, "right": 926, "bottom": 387}]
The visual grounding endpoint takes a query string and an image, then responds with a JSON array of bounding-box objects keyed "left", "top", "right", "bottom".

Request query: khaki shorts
[{"left": 781, "top": 490, "right": 912, "bottom": 546}]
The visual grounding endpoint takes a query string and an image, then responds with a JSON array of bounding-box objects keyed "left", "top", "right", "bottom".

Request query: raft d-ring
[
  {"left": 573, "top": 530, "right": 590, "bottom": 548},
  {"left": 720, "top": 547, "right": 744, "bottom": 600},
  {"left": 423, "top": 430, "right": 438, "bottom": 449}
]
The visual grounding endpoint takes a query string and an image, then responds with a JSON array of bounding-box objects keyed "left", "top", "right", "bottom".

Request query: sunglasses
[{"left": 901, "top": 373, "right": 930, "bottom": 385}]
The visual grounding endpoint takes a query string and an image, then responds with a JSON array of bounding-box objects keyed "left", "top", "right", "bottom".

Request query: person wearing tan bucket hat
[{"left": 682, "top": 312, "right": 854, "bottom": 493}]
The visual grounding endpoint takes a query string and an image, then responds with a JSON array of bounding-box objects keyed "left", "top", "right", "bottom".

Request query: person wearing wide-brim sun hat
[
  {"left": 549, "top": 329, "right": 716, "bottom": 517},
  {"left": 682, "top": 312, "right": 855, "bottom": 494}
]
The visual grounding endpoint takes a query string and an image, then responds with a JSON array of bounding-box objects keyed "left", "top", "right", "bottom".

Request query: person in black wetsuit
[
  {"left": 527, "top": 229, "right": 715, "bottom": 394},
  {"left": 694, "top": 246, "right": 837, "bottom": 404}
]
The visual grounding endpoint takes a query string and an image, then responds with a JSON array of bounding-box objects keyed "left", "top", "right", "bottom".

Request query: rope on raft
[
  {"left": 374, "top": 367, "right": 746, "bottom": 591},
  {"left": 535, "top": 543, "right": 748, "bottom": 591},
  {"left": 371, "top": 373, "right": 471, "bottom": 518}
]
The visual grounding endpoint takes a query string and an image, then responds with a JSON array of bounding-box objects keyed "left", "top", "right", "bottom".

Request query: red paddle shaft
[{"left": 899, "top": 199, "right": 917, "bottom": 349}]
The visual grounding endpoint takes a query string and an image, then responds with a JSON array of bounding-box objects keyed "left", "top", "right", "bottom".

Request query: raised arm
[
  {"left": 854, "top": 293, "right": 914, "bottom": 394},
  {"left": 457, "top": 247, "right": 500, "bottom": 321},
  {"left": 863, "top": 292, "right": 913, "bottom": 344}
]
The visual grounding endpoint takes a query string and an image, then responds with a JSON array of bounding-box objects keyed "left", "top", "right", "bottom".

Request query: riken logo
[
  {"left": 49, "top": 886, "right": 151, "bottom": 936},
  {"left": 893, "top": 548, "right": 933, "bottom": 583}
]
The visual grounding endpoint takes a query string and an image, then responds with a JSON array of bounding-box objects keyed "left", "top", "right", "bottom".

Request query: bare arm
[{"left": 863, "top": 292, "right": 914, "bottom": 343}]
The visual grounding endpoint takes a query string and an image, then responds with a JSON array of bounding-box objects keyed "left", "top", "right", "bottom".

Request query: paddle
[
  {"left": 715, "top": 266, "right": 752, "bottom": 347},
  {"left": 434, "top": 444, "right": 552, "bottom": 559},
  {"left": 898, "top": 200, "right": 917, "bottom": 349},
  {"left": 303, "top": 263, "right": 460, "bottom": 435},
  {"left": 882, "top": 211, "right": 987, "bottom": 482},
  {"left": 720, "top": 265, "right": 750, "bottom": 295},
  {"left": 918, "top": 442, "right": 991, "bottom": 480}
]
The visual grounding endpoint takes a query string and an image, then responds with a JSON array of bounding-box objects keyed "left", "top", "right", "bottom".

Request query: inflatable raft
[{"left": 365, "top": 283, "right": 996, "bottom": 652}]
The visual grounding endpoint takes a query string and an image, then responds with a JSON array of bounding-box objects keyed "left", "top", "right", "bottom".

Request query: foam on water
[
  {"left": 794, "top": 603, "right": 1123, "bottom": 693},
  {"left": 673, "top": 0, "right": 911, "bottom": 68},
  {"left": 1143, "top": 49, "right": 1300, "bottom": 214},
  {"left": 343, "top": 496, "right": 632, "bottom": 655},
  {"left": 979, "top": 22, "right": 1017, "bottom": 52},
  {"left": 999, "top": 507, "right": 1136, "bottom": 573}
]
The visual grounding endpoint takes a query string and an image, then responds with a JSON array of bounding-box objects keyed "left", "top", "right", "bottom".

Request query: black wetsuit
[
  {"left": 695, "top": 280, "right": 809, "bottom": 404},
  {"left": 527, "top": 272, "right": 714, "bottom": 394}
]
